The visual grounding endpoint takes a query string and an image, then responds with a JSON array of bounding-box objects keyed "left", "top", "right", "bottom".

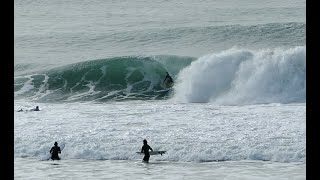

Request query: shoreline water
[{"left": 15, "top": 158, "right": 305, "bottom": 180}]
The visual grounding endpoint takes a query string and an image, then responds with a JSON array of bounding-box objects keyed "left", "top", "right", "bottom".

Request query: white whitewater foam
[
  {"left": 14, "top": 100, "right": 305, "bottom": 163},
  {"left": 173, "top": 46, "right": 305, "bottom": 104}
]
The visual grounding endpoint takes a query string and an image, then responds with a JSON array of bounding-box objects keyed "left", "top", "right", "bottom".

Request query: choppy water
[
  {"left": 14, "top": 101, "right": 305, "bottom": 179},
  {"left": 14, "top": 0, "right": 305, "bottom": 179}
]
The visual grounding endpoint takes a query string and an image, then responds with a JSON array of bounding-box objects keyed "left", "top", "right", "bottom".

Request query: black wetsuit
[
  {"left": 164, "top": 74, "right": 173, "bottom": 84},
  {"left": 163, "top": 73, "right": 174, "bottom": 88},
  {"left": 50, "top": 146, "right": 61, "bottom": 160},
  {"left": 141, "top": 144, "right": 153, "bottom": 162}
]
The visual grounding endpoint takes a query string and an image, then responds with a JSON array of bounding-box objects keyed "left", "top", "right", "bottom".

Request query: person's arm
[
  {"left": 58, "top": 147, "right": 61, "bottom": 154},
  {"left": 141, "top": 146, "right": 144, "bottom": 153},
  {"left": 149, "top": 146, "right": 153, "bottom": 151},
  {"left": 50, "top": 147, "right": 53, "bottom": 153}
]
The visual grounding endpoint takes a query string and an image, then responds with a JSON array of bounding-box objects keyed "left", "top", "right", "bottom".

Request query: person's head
[
  {"left": 54, "top": 142, "right": 58, "bottom": 146},
  {"left": 35, "top": 106, "right": 39, "bottom": 110},
  {"left": 143, "top": 139, "right": 147, "bottom": 145}
]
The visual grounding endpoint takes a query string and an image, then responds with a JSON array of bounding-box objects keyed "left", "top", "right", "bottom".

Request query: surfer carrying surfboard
[
  {"left": 141, "top": 139, "right": 153, "bottom": 163},
  {"left": 49, "top": 142, "right": 61, "bottom": 160}
]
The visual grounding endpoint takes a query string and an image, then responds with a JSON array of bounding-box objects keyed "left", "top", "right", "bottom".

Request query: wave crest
[{"left": 173, "top": 46, "right": 306, "bottom": 104}]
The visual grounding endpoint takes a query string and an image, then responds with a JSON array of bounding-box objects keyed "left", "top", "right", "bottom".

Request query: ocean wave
[
  {"left": 14, "top": 46, "right": 305, "bottom": 104},
  {"left": 14, "top": 55, "right": 194, "bottom": 102},
  {"left": 174, "top": 46, "right": 306, "bottom": 104},
  {"left": 16, "top": 139, "right": 305, "bottom": 163}
]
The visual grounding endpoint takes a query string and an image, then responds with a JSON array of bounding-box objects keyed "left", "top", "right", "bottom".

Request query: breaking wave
[{"left": 14, "top": 46, "right": 305, "bottom": 105}]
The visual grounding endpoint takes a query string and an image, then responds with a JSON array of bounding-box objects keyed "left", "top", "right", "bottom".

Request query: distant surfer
[
  {"left": 141, "top": 139, "right": 153, "bottom": 163},
  {"left": 163, "top": 72, "right": 173, "bottom": 88},
  {"left": 30, "top": 106, "right": 40, "bottom": 111},
  {"left": 50, "top": 142, "right": 61, "bottom": 160},
  {"left": 17, "top": 109, "right": 24, "bottom": 112}
]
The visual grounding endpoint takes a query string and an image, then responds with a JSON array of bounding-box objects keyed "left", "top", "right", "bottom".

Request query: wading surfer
[
  {"left": 141, "top": 139, "right": 153, "bottom": 163},
  {"left": 50, "top": 142, "right": 61, "bottom": 160}
]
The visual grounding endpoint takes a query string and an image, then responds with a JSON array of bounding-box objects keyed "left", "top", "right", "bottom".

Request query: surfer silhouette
[
  {"left": 30, "top": 106, "right": 40, "bottom": 111},
  {"left": 163, "top": 72, "right": 173, "bottom": 88},
  {"left": 50, "top": 142, "right": 61, "bottom": 160},
  {"left": 141, "top": 139, "right": 153, "bottom": 163}
]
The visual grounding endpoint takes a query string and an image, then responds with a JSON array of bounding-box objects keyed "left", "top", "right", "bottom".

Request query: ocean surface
[{"left": 14, "top": 0, "right": 306, "bottom": 179}]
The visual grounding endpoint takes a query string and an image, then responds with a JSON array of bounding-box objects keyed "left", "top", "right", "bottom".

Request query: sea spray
[{"left": 174, "top": 46, "right": 306, "bottom": 105}]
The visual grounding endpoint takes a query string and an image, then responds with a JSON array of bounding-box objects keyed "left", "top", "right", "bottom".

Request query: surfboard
[
  {"left": 136, "top": 151, "right": 167, "bottom": 155},
  {"left": 155, "top": 89, "right": 172, "bottom": 93}
]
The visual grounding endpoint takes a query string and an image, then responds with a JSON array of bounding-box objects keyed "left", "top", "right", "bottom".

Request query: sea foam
[{"left": 174, "top": 46, "right": 306, "bottom": 105}]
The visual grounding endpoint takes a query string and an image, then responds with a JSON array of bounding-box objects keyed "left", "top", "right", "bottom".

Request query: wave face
[
  {"left": 174, "top": 46, "right": 306, "bottom": 104},
  {"left": 14, "top": 56, "right": 194, "bottom": 102}
]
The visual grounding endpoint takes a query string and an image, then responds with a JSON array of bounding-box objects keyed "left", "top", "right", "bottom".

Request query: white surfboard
[
  {"left": 136, "top": 151, "right": 167, "bottom": 155},
  {"left": 155, "top": 88, "right": 172, "bottom": 93}
]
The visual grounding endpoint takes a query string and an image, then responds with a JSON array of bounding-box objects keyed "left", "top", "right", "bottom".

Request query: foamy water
[
  {"left": 14, "top": 100, "right": 305, "bottom": 179},
  {"left": 15, "top": 0, "right": 305, "bottom": 179},
  {"left": 174, "top": 47, "right": 305, "bottom": 104}
]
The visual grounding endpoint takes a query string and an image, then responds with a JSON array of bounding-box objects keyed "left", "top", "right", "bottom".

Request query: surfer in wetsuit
[
  {"left": 50, "top": 142, "right": 61, "bottom": 160},
  {"left": 141, "top": 139, "right": 153, "bottom": 163},
  {"left": 30, "top": 106, "right": 40, "bottom": 111},
  {"left": 163, "top": 72, "right": 173, "bottom": 88}
]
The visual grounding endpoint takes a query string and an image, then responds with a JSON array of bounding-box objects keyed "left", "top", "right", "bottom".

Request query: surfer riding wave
[{"left": 163, "top": 72, "right": 174, "bottom": 88}]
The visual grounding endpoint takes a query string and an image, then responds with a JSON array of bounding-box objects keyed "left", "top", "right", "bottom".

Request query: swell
[{"left": 14, "top": 22, "right": 305, "bottom": 59}]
